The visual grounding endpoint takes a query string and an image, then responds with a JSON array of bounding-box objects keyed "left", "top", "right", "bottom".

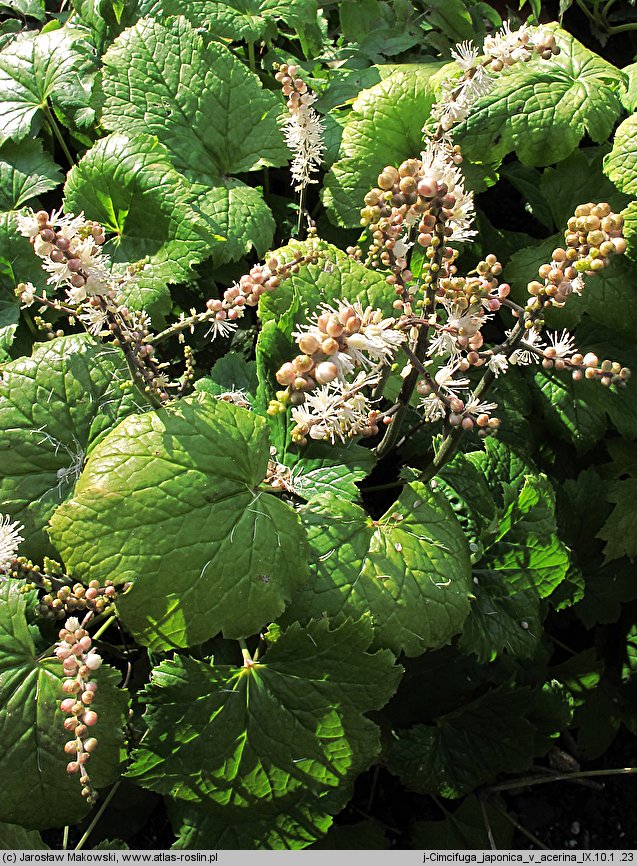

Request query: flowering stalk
[
  {"left": 275, "top": 63, "right": 325, "bottom": 233},
  {"left": 56, "top": 616, "right": 103, "bottom": 806}
]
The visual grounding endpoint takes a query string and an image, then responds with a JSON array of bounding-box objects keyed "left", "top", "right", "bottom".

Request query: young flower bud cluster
[
  {"left": 270, "top": 299, "right": 404, "bottom": 416},
  {"left": 275, "top": 63, "right": 325, "bottom": 192},
  {"left": 16, "top": 209, "right": 174, "bottom": 403},
  {"left": 56, "top": 617, "right": 102, "bottom": 805},
  {"left": 525, "top": 203, "right": 626, "bottom": 326},
  {"left": 201, "top": 250, "right": 317, "bottom": 340},
  {"left": 360, "top": 141, "right": 474, "bottom": 314},
  {"left": 39, "top": 579, "right": 119, "bottom": 622}
]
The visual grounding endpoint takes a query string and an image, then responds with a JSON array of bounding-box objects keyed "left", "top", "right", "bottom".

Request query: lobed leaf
[
  {"left": 454, "top": 24, "right": 625, "bottom": 168},
  {"left": 49, "top": 394, "right": 309, "bottom": 649},
  {"left": 284, "top": 483, "right": 472, "bottom": 657},
  {"left": 0, "top": 334, "right": 150, "bottom": 561},
  {"left": 128, "top": 619, "right": 401, "bottom": 846}
]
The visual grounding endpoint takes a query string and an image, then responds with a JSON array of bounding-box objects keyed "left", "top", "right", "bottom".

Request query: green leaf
[
  {"left": 597, "top": 442, "right": 637, "bottom": 563},
  {"left": 0, "top": 334, "right": 150, "bottom": 561},
  {"left": 284, "top": 483, "right": 472, "bottom": 657},
  {"left": 282, "top": 441, "right": 375, "bottom": 502},
  {"left": 604, "top": 113, "right": 637, "bottom": 195},
  {"left": 0, "top": 822, "right": 48, "bottom": 849},
  {"left": 0, "top": 209, "right": 50, "bottom": 358},
  {"left": 193, "top": 178, "right": 275, "bottom": 267},
  {"left": 0, "top": 581, "right": 128, "bottom": 829},
  {"left": 531, "top": 369, "right": 608, "bottom": 451},
  {"left": 134, "top": 0, "right": 320, "bottom": 44},
  {"left": 387, "top": 685, "right": 535, "bottom": 797},
  {"left": 101, "top": 17, "right": 288, "bottom": 179},
  {"left": 439, "top": 442, "right": 569, "bottom": 662},
  {"left": 128, "top": 619, "right": 401, "bottom": 845},
  {"left": 170, "top": 798, "right": 334, "bottom": 850},
  {"left": 423, "top": 0, "right": 475, "bottom": 43},
  {"left": 49, "top": 394, "right": 309, "bottom": 649},
  {"left": 64, "top": 133, "right": 223, "bottom": 317},
  {"left": 0, "top": 139, "right": 62, "bottom": 210},
  {"left": 0, "top": 27, "right": 98, "bottom": 144},
  {"left": 411, "top": 796, "right": 513, "bottom": 849},
  {"left": 196, "top": 352, "right": 258, "bottom": 403},
  {"left": 541, "top": 147, "right": 631, "bottom": 230},
  {"left": 621, "top": 62, "right": 637, "bottom": 112},
  {"left": 322, "top": 65, "right": 443, "bottom": 227},
  {"left": 259, "top": 239, "right": 396, "bottom": 330},
  {"left": 454, "top": 24, "right": 625, "bottom": 167},
  {"left": 500, "top": 163, "right": 554, "bottom": 231},
  {"left": 0, "top": 0, "right": 45, "bottom": 20}
]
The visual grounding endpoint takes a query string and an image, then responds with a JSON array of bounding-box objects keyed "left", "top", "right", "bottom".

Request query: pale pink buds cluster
[
  {"left": 197, "top": 249, "right": 319, "bottom": 342},
  {"left": 56, "top": 617, "right": 102, "bottom": 805}
]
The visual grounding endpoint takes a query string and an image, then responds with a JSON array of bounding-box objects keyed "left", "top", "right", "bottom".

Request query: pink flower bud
[
  {"left": 81, "top": 711, "right": 98, "bottom": 727},
  {"left": 67, "top": 761, "right": 80, "bottom": 774},
  {"left": 79, "top": 636, "right": 92, "bottom": 652},
  {"left": 84, "top": 653, "right": 102, "bottom": 671},
  {"left": 60, "top": 698, "right": 76, "bottom": 713}
]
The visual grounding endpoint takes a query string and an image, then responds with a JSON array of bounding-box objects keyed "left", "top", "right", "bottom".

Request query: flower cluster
[
  {"left": 276, "top": 63, "right": 325, "bottom": 192},
  {"left": 39, "top": 578, "right": 119, "bottom": 622},
  {"left": 56, "top": 617, "right": 102, "bottom": 805},
  {"left": 0, "top": 514, "right": 24, "bottom": 574},
  {"left": 290, "top": 374, "right": 383, "bottom": 445},
  {"left": 434, "top": 25, "right": 560, "bottom": 132},
  {"left": 16, "top": 209, "right": 129, "bottom": 305},
  {"left": 16, "top": 209, "right": 174, "bottom": 403},
  {"left": 359, "top": 140, "right": 475, "bottom": 315},
  {"left": 271, "top": 298, "right": 404, "bottom": 443},
  {"left": 198, "top": 249, "right": 319, "bottom": 341},
  {"left": 525, "top": 203, "right": 626, "bottom": 321}
]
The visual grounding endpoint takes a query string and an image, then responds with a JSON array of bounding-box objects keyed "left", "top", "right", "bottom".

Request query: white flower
[
  {"left": 509, "top": 327, "right": 543, "bottom": 365},
  {"left": 203, "top": 317, "right": 239, "bottom": 341},
  {"left": 464, "top": 395, "right": 498, "bottom": 417},
  {"left": 420, "top": 393, "right": 446, "bottom": 422},
  {"left": 393, "top": 234, "right": 414, "bottom": 259},
  {"left": 427, "top": 299, "right": 483, "bottom": 358},
  {"left": 419, "top": 140, "right": 477, "bottom": 242},
  {"left": 291, "top": 375, "right": 375, "bottom": 443},
  {"left": 434, "top": 363, "right": 470, "bottom": 394},
  {"left": 0, "top": 515, "right": 24, "bottom": 572},
  {"left": 17, "top": 281, "right": 37, "bottom": 308},
  {"left": 488, "top": 353, "right": 508, "bottom": 377},
  {"left": 545, "top": 329, "right": 576, "bottom": 360},
  {"left": 17, "top": 212, "right": 40, "bottom": 239},
  {"left": 64, "top": 616, "right": 81, "bottom": 632},
  {"left": 216, "top": 389, "right": 251, "bottom": 409},
  {"left": 451, "top": 41, "right": 479, "bottom": 71},
  {"left": 78, "top": 305, "right": 109, "bottom": 336},
  {"left": 483, "top": 22, "right": 532, "bottom": 66}
]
